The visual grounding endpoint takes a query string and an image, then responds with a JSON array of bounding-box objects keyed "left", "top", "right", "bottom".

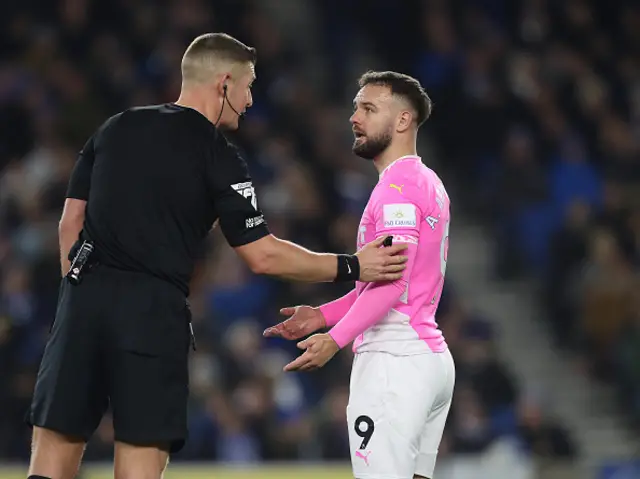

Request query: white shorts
[{"left": 346, "top": 349, "right": 455, "bottom": 479}]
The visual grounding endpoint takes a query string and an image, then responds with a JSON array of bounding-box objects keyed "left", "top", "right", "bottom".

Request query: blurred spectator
[
  {"left": 493, "top": 126, "right": 550, "bottom": 278},
  {"left": 315, "top": 385, "right": 350, "bottom": 460},
  {"left": 544, "top": 199, "right": 591, "bottom": 349},
  {"left": 613, "top": 296, "right": 640, "bottom": 425},
  {"left": 456, "top": 318, "right": 518, "bottom": 415},
  {"left": 579, "top": 227, "right": 638, "bottom": 378},
  {"left": 447, "top": 385, "right": 497, "bottom": 454},
  {"left": 516, "top": 392, "right": 577, "bottom": 460}
]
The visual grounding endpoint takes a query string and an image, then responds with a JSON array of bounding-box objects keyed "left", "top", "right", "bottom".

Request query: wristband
[{"left": 335, "top": 254, "right": 360, "bottom": 282}]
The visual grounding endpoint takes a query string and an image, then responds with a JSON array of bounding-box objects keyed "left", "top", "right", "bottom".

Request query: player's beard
[{"left": 352, "top": 128, "right": 393, "bottom": 160}]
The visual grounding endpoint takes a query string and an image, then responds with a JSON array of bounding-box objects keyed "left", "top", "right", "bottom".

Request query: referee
[{"left": 25, "top": 33, "right": 408, "bottom": 479}]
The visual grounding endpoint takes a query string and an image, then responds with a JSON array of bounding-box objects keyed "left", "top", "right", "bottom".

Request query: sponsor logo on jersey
[
  {"left": 389, "top": 183, "right": 404, "bottom": 194},
  {"left": 383, "top": 203, "right": 417, "bottom": 228}
]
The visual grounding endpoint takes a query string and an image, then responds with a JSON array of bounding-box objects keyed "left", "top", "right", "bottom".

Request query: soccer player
[
  {"left": 24, "top": 36, "right": 409, "bottom": 479},
  {"left": 264, "top": 71, "right": 455, "bottom": 479}
]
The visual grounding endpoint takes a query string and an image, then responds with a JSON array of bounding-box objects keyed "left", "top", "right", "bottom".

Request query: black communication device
[{"left": 66, "top": 240, "right": 95, "bottom": 285}]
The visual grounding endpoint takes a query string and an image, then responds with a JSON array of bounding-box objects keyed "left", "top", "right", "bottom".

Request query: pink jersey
[{"left": 353, "top": 155, "right": 450, "bottom": 355}]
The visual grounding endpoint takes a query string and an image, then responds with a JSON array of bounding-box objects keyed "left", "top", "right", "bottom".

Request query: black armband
[{"left": 335, "top": 254, "right": 360, "bottom": 282}]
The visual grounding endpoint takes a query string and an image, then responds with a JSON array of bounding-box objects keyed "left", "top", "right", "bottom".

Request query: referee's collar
[{"left": 169, "top": 102, "right": 211, "bottom": 124}]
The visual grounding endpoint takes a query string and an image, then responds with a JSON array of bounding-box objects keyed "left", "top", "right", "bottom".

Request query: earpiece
[{"left": 216, "top": 79, "right": 243, "bottom": 126}]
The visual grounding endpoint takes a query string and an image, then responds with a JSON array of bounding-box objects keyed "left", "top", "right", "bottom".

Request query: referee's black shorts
[{"left": 26, "top": 264, "right": 191, "bottom": 453}]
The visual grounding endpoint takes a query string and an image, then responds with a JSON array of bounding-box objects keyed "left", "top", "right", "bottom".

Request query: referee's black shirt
[{"left": 66, "top": 103, "right": 270, "bottom": 295}]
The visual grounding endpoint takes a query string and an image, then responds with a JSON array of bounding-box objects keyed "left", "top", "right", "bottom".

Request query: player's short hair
[
  {"left": 181, "top": 33, "right": 257, "bottom": 85},
  {"left": 358, "top": 71, "right": 433, "bottom": 127}
]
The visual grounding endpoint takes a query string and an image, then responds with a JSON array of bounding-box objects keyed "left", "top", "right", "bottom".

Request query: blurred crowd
[
  {"left": 459, "top": 0, "right": 640, "bottom": 429},
  {"left": 3, "top": 0, "right": 639, "bottom": 467}
]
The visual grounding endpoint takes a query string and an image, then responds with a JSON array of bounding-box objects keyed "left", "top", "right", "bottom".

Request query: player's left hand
[
  {"left": 283, "top": 333, "right": 340, "bottom": 372},
  {"left": 263, "top": 305, "right": 326, "bottom": 340}
]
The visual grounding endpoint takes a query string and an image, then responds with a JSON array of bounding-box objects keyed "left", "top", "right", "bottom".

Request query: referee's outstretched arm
[
  {"left": 204, "top": 132, "right": 409, "bottom": 283},
  {"left": 235, "top": 234, "right": 408, "bottom": 283}
]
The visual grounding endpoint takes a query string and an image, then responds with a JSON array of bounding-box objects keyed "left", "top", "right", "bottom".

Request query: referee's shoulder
[
  {"left": 95, "top": 109, "right": 126, "bottom": 133},
  {"left": 92, "top": 105, "right": 151, "bottom": 136}
]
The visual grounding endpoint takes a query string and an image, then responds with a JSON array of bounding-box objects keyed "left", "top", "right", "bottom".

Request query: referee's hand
[{"left": 356, "top": 236, "right": 408, "bottom": 282}]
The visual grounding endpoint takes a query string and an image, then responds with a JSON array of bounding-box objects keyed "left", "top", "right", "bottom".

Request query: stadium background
[{"left": 1, "top": 0, "right": 639, "bottom": 478}]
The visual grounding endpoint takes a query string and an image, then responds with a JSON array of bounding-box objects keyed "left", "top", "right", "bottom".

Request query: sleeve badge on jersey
[
  {"left": 383, "top": 203, "right": 417, "bottom": 229},
  {"left": 231, "top": 181, "right": 258, "bottom": 211}
]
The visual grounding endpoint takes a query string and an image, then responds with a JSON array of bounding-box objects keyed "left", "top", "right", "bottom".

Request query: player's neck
[{"left": 373, "top": 145, "right": 417, "bottom": 176}]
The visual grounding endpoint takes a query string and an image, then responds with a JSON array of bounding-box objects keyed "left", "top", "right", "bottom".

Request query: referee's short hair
[
  {"left": 358, "top": 71, "right": 433, "bottom": 127},
  {"left": 181, "top": 33, "right": 257, "bottom": 85}
]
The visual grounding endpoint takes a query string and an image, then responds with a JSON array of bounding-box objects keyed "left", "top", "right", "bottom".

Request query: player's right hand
[
  {"left": 263, "top": 305, "right": 326, "bottom": 340},
  {"left": 356, "top": 236, "right": 408, "bottom": 282}
]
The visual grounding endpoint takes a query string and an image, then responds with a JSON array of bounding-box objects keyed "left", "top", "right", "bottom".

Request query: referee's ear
[{"left": 220, "top": 74, "right": 231, "bottom": 95}]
